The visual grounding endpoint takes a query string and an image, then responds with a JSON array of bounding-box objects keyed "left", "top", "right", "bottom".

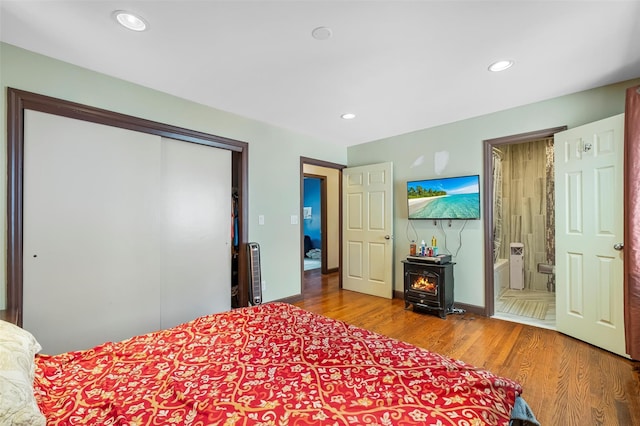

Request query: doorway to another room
[
  {"left": 492, "top": 138, "right": 557, "bottom": 329},
  {"left": 303, "top": 176, "right": 324, "bottom": 271},
  {"left": 487, "top": 115, "right": 630, "bottom": 358},
  {"left": 300, "top": 159, "right": 394, "bottom": 301},
  {"left": 483, "top": 127, "right": 565, "bottom": 330},
  {"left": 300, "top": 158, "right": 344, "bottom": 293}
]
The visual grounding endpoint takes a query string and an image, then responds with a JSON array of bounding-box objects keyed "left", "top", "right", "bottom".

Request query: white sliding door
[
  {"left": 23, "top": 111, "right": 231, "bottom": 355},
  {"left": 160, "top": 137, "right": 231, "bottom": 329},
  {"left": 23, "top": 110, "right": 162, "bottom": 354}
]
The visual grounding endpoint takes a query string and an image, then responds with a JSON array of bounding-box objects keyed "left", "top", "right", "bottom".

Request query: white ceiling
[{"left": 2, "top": 1, "right": 639, "bottom": 147}]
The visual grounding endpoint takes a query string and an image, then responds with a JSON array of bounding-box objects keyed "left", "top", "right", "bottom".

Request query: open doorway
[
  {"left": 300, "top": 157, "right": 344, "bottom": 292},
  {"left": 491, "top": 139, "right": 556, "bottom": 329},
  {"left": 482, "top": 126, "right": 566, "bottom": 329},
  {"left": 303, "top": 175, "right": 324, "bottom": 272}
]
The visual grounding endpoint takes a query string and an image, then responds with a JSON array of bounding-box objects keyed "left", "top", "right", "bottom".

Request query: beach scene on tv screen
[{"left": 407, "top": 175, "right": 480, "bottom": 219}]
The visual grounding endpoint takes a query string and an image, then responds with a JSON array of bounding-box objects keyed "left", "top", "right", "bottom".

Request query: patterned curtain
[
  {"left": 492, "top": 148, "right": 503, "bottom": 263},
  {"left": 625, "top": 86, "right": 640, "bottom": 360}
]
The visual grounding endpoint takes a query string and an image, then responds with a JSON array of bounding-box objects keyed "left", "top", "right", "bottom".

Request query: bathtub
[{"left": 494, "top": 258, "right": 510, "bottom": 300}]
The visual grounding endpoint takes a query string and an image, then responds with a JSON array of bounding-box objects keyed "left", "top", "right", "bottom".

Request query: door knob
[
  {"left": 613, "top": 243, "right": 624, "bottom": 251},
  {"left": 384, "top": 235, "right": 391, "bottom": 240}
]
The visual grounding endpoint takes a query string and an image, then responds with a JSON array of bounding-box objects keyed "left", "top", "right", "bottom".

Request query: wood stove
[{"left": 403, "top": 260, "right": 454, "bottom": 318}]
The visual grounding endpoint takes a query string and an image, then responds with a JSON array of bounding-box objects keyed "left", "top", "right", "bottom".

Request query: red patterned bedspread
[{"left": 34, "top": 303, "right": 522, "bottom": 425}]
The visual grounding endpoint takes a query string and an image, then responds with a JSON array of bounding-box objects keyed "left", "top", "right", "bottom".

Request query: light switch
[
  {"left": 258, "top": 215, "right": 265, "bottom": 225},
  {"left": 290, "top": 215, "right": 298, "bottom": 225}
]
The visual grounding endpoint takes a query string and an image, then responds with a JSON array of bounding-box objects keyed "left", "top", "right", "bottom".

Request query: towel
[{"left": 510, "top": 396, "right": 540, "bottom": 426}]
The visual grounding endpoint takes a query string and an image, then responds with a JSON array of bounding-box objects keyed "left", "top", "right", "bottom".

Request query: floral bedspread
[{"left": 34, "top": 303, "right": 522, "bottom": 425}]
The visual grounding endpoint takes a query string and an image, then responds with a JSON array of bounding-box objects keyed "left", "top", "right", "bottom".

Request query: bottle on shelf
[{"left": 420, "top": 240, "right": 426, "bottom": 256}]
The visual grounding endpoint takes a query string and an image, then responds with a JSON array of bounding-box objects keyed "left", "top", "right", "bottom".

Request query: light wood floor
[
  {"left": 294, "top": 270, "right": 640, "bottom": 426},
  {"left": 494, "top": 288, "right": 556, "bottom": 329}
]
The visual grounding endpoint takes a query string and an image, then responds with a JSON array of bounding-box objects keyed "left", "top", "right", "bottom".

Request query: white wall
[
  {"left": 0, "top": 42, "right": 347, "bottom": 309},
  {"left": 347, "top": 77, "right": 640, "bottom": 308}
]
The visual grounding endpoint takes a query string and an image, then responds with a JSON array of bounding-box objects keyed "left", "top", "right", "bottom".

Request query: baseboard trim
[
  {"left": 393, "top": 290, "right": 485, "bottom": 316},
  {"left": 452, "top": 302, "right": 486, "bottom": 316},
  {"left": 272, "top": 294, "right": 304, "bottom": 305}
]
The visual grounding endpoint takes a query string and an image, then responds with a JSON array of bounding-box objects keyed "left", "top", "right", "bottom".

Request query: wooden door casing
[{"left": 4, "top": 88, "right": 249, "bottom": 328}]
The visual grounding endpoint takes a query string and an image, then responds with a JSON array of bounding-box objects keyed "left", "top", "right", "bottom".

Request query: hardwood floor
[{"left": 295, "top": 270, "right": 640, "bottom": 426}]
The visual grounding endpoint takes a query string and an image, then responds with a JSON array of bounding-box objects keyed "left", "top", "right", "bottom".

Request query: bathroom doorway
[{"left": 483, "top": 126, "right": 566, "bottom": 329}]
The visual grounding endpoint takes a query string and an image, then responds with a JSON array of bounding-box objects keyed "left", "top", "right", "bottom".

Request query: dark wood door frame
[
  {"left": 299, "top": 157, "right": 345, "bottom": 289},
  {"left": 4, "top": 88, "right": 249, "bottom": 326},
  {"left": 482, "top": 126, "right": 566, "bottom": 316}
]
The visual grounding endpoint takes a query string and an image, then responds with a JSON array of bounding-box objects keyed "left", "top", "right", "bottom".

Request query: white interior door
[
  {"left": 342, "top": 162, "right": 394, "bottom": 298},
  {"left": 23, "top": 110, "right": 162, "bottom": 354},
  {"left": 555, "top": 114, "right": 627, "bottom": 357}
]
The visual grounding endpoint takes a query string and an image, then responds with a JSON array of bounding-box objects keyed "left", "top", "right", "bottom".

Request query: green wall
[
  {"left": 348, "top": 77, "right": 640, "bottom": 308},
  {"left": 3, "top": 41, "right": 638, "bottom": 312},
  {"left": 0, "top": 42, "right": 347, "bottom": 309}
]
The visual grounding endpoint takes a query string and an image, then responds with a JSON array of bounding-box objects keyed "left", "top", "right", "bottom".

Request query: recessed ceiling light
[
  {"left": 341, "top": 113, "right": 356, "bottom": 120},
  {"left": 488, "top": 60, "right": 514, "bottom": 72},
  {"left": 113, "top": 10, "right": 148, "bottom": 32},
  {"left": 312, "top": 26, "right": 333, "bottom": 40}
]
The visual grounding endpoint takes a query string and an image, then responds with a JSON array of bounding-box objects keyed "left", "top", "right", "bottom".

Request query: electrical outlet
[
  {"left": 258, "top": 215, "right": 265, "bottom": 225},
  {"left": 291, "top": 215, "right": 298, "bottom": 225},
  {"left": 261, "top": 280, "right": 266, "bottom": 291}
]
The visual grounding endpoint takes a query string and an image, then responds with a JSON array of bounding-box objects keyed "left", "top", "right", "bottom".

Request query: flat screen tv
[{"left": 407, "top": 174, "right": 480, "bottom": 220}]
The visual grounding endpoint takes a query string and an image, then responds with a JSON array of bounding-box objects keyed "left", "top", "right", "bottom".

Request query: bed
[{"left": 1, "top": 302, "right": 536, "bottom": 425}]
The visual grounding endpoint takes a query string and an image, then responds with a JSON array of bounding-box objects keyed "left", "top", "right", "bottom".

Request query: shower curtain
[
  {"left": 625, "top": 85, "right": 640, "bottom": 360},
  {"left": 544, "top": 138, "right": 556, "bottom": 292},
  {"left": 492, "top": 148, "right": 503, "bottom": 263}
]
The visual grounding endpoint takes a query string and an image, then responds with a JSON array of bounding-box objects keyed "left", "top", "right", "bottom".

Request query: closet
[{"left": 6, "top": 89, "right": 248, "bottom": 354}]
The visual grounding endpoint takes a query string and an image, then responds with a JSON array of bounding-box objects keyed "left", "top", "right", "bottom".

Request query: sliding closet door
[
  {"left": 23, "top": 110, "right": 162, "bottom": 354},
  {"left": 160, "top": 137, "right": 231, "bottom": 329}
]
